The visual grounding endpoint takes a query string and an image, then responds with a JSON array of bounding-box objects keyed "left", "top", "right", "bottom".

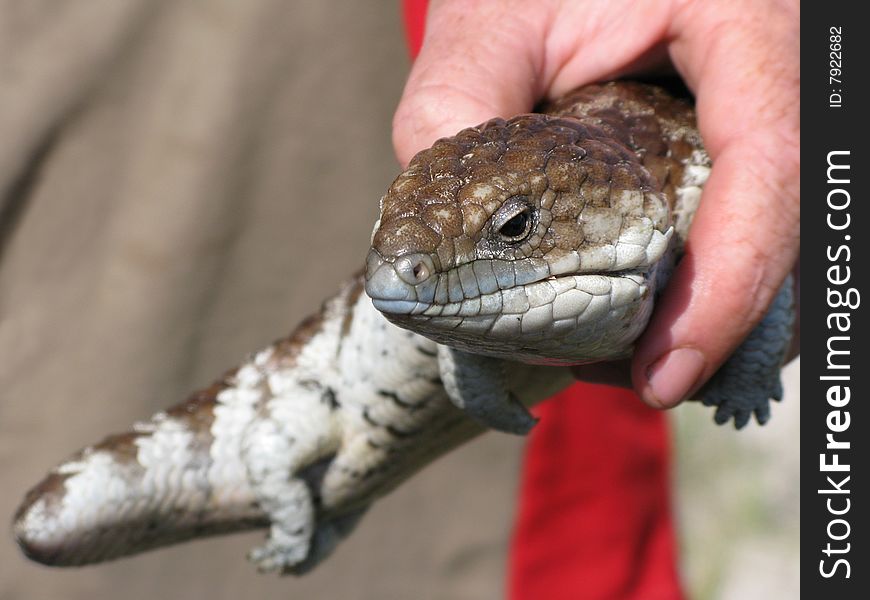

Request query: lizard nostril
[
  {"left": 394, "top": 254, "right": 434, "bottom": 286},
  {"left": 411, "top": 262, "right": 428, "bottom": 281}
]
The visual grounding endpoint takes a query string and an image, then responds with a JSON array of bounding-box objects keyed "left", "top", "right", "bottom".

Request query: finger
[
  {"left": 394, "top": 0, "right": 680, "bottom": 166},
  {"left": 630, "top": 0, "right": 799, "bottom": 409},
  {"left": 392, "top": 1, "right": 548, "bottom": 166},
  {"left": 633, "top": 139, "right": 799, "bottom": 408}
]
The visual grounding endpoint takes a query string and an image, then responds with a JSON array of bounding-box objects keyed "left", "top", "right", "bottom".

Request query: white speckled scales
[{"left": 14, "top": 277, "right": 572, "bottom": 573}]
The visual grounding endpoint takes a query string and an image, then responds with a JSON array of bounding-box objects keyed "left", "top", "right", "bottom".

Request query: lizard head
[{"left": 365, "top": 113, "right": 674, "bottom": 366}]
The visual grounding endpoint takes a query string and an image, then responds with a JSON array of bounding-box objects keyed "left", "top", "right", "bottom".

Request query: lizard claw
[
  {"left": 461, "top": 391, "right": 538, "bottom": 435},
  {"left": 248, "top": 534, "right": 309, "bottom": 574}
]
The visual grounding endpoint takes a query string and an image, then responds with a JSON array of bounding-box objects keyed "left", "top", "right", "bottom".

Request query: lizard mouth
[{"left": 365, "top": 249, "right": 650, "bottom": 334}]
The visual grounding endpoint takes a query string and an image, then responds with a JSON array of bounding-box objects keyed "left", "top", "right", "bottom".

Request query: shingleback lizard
[{"left": 13, "top": 81, "right": 794, "bottom": 575}]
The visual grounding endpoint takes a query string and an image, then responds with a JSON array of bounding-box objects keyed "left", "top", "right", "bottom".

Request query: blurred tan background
[{"left": 0, "top": 2, "right": 798, "bottom": 599}]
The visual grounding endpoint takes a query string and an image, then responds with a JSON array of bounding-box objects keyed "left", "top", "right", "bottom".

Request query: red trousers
[{"left": 401, "top": 4, "right": 683, "bottom": 597}]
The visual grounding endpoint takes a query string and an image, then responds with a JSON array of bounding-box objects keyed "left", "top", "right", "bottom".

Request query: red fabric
[
  {"left": 400, "top": 3, "right": 683, "bottom": 598},
  {"left": 510, "top": 386, "right": 683, "bottom": 600}
]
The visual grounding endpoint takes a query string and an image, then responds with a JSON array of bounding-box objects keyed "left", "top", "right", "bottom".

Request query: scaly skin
[
  {"left": 13, "top": 81, "right": 793, "bottom": 574},
  {"left": 366, "top": 82, "right": 706, "bottom": 366},
  {"left": 14, "top": 277, "right": 572, "bottom": 573}
]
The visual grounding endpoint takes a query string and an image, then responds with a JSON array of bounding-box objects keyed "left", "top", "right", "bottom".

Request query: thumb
[{"left": 392, "top": 1, "right": 548, "bottom": 166}]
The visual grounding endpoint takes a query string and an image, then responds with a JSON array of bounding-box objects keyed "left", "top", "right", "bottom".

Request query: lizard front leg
[{"left": 437, "top": 345, "right": 538, "bottom": 435}]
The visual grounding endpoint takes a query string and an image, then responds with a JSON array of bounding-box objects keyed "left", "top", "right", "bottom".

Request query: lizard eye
[
  {"left": 498, "top": 210, "right": 531, "bottom": 240},
  {"left": 489, "top": 195, "right": 536, "bottom": 246}
]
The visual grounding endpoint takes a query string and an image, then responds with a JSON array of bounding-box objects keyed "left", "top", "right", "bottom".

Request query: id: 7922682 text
[{"left": 829, "top": 26, "right": 843, "bottom": 108}]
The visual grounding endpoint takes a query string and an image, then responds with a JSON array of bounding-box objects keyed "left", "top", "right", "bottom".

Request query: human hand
[{"left": 392, "top": 0, "right": 799, "bottom": 410}]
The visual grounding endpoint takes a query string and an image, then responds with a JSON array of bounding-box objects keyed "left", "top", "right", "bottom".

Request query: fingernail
[{"left": 643, "top": 348, "right": 706, "bottom": 409}]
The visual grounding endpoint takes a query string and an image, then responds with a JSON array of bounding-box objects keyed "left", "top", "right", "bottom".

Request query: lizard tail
[{"left": 13, "top": 376, "right": 269, "bottom": 566}]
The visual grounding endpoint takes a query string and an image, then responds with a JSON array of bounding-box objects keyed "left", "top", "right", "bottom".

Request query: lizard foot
[
  {"left": 702, "top": 375, "right": 783, "bottom": 430},
  {"left": 699, "top": 276, "right": 794, "bottom": 430},
  {"left": 248, "top": 499, "right": 314, "bottom": 573}
]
